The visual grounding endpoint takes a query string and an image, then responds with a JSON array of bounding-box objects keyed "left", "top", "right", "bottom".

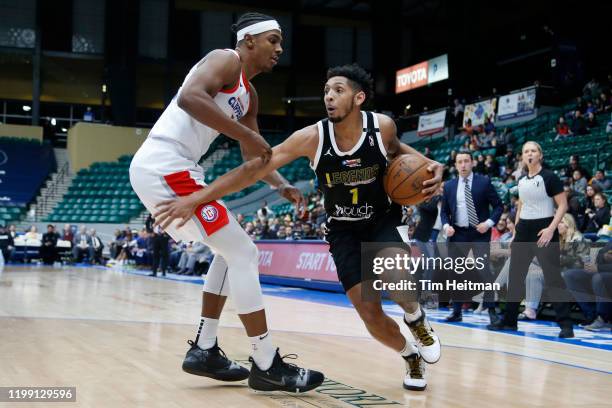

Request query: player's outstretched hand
[
  {"left": 154, "top": 194, "right": 199, "bottom": 230},
  {"left": 278, "top": 184, "right": 306, "bottom": 218},
  {"left": 422, "top": 161, "right": 443, "bottom": 199},
  {"left": 242, "top": 131, "right": 272, "bottom": 164}
]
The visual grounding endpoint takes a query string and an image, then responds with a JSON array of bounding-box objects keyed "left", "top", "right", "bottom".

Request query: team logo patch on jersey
[
  {"left": 200, "top": 205, "right": 219, "bottom": 222},
  {"left": 369, "top": 135, "right": 374, "bottom": 146},
  {"left": 342, "top": 158, "right": 362, "bottom": 168},
  {"left": 228, "top": 96, "right": 246, "bottom": 120}
]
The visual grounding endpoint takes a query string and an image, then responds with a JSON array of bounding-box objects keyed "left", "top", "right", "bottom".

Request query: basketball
[{"left": 384, "top": 154, "right": 433, "bottom": 206}]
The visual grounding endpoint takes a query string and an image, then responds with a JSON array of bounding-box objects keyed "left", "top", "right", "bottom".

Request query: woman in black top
[
  {"left": 585, "top": 193, "right": 611, "bottom": 234},
  {"left": 487, "top": 141, "right": 574, "bottom": 338}
]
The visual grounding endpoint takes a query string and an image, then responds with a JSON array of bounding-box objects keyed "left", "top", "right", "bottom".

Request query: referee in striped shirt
[{"left": 487, "top": 141, "right": 574, "bottom": 338}]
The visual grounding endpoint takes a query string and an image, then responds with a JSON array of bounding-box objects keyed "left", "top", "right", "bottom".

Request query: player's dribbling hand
[
  {"left": 421, "top": 161, "right": 443, "bottom": 199},
  {"left": 278, "top": 184, "right": 307, "bottom": 218},
  {"left": 242, "top": 132, "right": 272, "bottom": 164},
  {"left": 153, "top": 195, "right": 199, "bottom": 230}
]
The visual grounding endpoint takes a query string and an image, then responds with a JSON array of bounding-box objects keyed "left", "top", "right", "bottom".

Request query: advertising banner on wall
[
  {"left": 256, "top": 241, "right": 339, "bottom": 282},
  {"left": 417, "top": 110, "right": 447, "bottom": 136},
  {"left": 463, "top": 98, "right": 497, "bottom": 126},
  {"left": 497, "top": 88, "right": 537, "bottom": 120},
  {"left": 395, "top": 54, "right": 449, "bottom": 94}
]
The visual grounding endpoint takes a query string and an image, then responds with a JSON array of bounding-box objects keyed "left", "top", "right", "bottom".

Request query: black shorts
[{"left": 326, "top": 206, "right": 404, "bottom": 292}]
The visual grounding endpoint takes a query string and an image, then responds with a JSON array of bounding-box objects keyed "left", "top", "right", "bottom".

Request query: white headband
[{"left": 236, "top": 20, "right": 281, "bottom": 44}]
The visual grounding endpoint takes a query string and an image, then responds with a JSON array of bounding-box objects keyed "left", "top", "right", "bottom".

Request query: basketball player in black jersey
[{"left": 155, "top": 64, "right": 443, "bottom": 390}]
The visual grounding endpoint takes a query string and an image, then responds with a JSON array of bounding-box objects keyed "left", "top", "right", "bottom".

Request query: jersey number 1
[{"left": 350, "top": 187, "right": 358, "bottom": 205}]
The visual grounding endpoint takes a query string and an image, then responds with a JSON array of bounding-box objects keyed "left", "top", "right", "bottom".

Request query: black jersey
[{"left": 312, "top": 111, "right": 390, "bottom": 223}]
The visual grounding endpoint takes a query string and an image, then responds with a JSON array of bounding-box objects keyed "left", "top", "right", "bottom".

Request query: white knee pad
[
  {"left": 203, "top": 217, "right": 264, "bottom": 314},
  {"left": 203, "top": 255, "right": 230, "bottom": 297}
]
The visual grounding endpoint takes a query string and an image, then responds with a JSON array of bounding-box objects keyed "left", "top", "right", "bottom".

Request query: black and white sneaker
[
  {"left": 405, "top": 308, "right": 441, "bottom": 364},
  {"left": 182, "top": 340, "right": 250, "bottom": 381},
  {"left": 248, "top": 350, "right": 325, "bottom": 393},
  {"left": 403, "top": 353, "right": 427, "bottom": 391}
]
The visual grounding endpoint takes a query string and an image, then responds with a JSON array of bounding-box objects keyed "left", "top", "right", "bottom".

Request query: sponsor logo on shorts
[{"left": 200, "top": 205, "right": 219, "bottom": 222}]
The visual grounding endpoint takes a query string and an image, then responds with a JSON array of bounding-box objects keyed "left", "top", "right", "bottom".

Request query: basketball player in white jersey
[
  {"left": 154, "top": 64, "right": 443, "bottom": 391},
  {"left": 129, "top": 12, "right": 323, "bottom": 393}
]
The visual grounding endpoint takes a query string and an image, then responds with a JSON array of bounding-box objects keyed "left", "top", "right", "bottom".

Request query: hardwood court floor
[{"left": 0, "top": 265, "right": 610, "bottom": 408}]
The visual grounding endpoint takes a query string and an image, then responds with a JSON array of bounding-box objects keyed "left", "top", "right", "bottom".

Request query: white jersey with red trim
[{"left": 146, "top": 49, "right": 250, "bottom": 163}]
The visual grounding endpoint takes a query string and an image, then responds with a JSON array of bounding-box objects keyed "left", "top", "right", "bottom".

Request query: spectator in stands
[
  {"left": 463, "top": 118, "right": 474, "bottom": 136},
  {"left": 72, "top": 226, "right": 91, "bottom": 263},
  {"left": 176, "top": 242, "right": 211, "bottom": 276},
  {"left": 283, "top": 226, "right": 295, "bottom": 240},
  {"left": 424, "top": 147, "right": 434, "bottom": 160},
  {"left": 40, "top": 224, "right": 58, "bottom": 265},
  {"left": 145, "top": 214, "right": 154, "bottom": 234},
  {"left": 8, "top": 224, "right": 17, "bottom": 241},
  {"left": 591, "top": 170, "right": 611, "bottom": 191},
  {"left": 558, "top": 213, "right": 586, "bottom": 270},
  {"left": 585, "top": 184, "right": 601, "bottom": 211},
  {"left": 484, "top": 154, "right": 500, "bottom": 177},
  {"left": 301, "top": 223, "right": 318, "bottom": 240},
  {"left": 499, "top": 127, "right": 515, "bottom": 150},
  {"left": 565, "top": 155, "right": 591, "bottom": 180},
  {"left": 571, "top": 110, "right": 588, "bottom": 135},
  {"left": 571, "top": 169, "right": 588, "bottom": 196},
  {"left": 168, "top": 240, "right": 185, "bottom": 271},
  {"left": 257, "top": 201, "right": 274, "bottom": 223},
  {"left": 474, "top": 154, "right": 486, "bottom": 175},
  {"left": 584, "top": 193, "right": 611, "bottom": 234},
  {"left": 276, "top": 228, "right": 287, "bottom": 240},
  {"left": 402, "top": 206, "right": 417, "bottom": 225},
  {"left": 236, "top": 213, "right": 245, "bottom": 228},
  {"left": 585, "top": 112, "right": 598, "bottom": 130},
  {"left": 554, "top": 116, "right": 572, "bottom": 141},
  {"left": 25, "top": 226, "right": 38, "bottom": 240},
  {"left": 453, "top": 99, "right": 464, "bottom": 130},
  {"left": 562, "top": 241, "right": 612, "bottom": 331},
  {"left": 133, "top": 229, "right": 150, "bottom": 266},
  {"left": 484, "top": 117, "right": 495, "bottom": 135},
  {"left": 583, "top": 78, "right": 600, "bottom": 99},
  {"left": 595, "top": 92, "right": 611, "bottom": 113},
  {"left": 491, "top": 218, "right": 508, "bottom": 242},
  {"left": 61, "top": 224, "right": 73, "bottom": 244},
  {"left": 0, "top": 225, "right": 15, "bottom": 263},
  {"left": 89, "top": 229, "right": 104, "bottom": 265},
  {"left": 23, "top": 226, "right": 39, "bottom": 263},
  {"left": 108, "top": 229, "right": 123, "bottom": 259},
  {"left": 149, "top": 225, "right": 170, "bottom": 277},
  {"left": 479, "top": 130, "right": 494, "bottom": 148},
  {"left": 585, "top": 102, "right": 596, "bottom": 116},
  {"left": 113, "top": 230, "right": 136, "bottom": 266},
  {"left": 574, "top": 96, "right": 587, "bottom": 114}
]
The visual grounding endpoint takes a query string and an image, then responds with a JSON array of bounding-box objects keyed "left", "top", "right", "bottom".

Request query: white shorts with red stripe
[{"left": 129, "top": 138, "right": 264, "bottom": 314}]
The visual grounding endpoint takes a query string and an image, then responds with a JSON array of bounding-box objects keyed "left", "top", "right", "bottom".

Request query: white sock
[
  {"left": 249, "top": 331, "right": 276, "bottom": 371},
  {"left": 404, "top": 308, "right": 422, "bottom": 323},
  {"left": 399, "top": 337, "right": 419, "bottom": 357},
  {"left": 195, "top": 317, "right": 218, "bottom": 350}
]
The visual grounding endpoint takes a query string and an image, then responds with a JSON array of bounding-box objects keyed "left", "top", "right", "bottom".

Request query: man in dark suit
[
  {"left": 40, "top": 224, "right": 59, "bottom": 265},
  {"left": 441, "top": 150, "right": 503, "bottom": 324}
]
